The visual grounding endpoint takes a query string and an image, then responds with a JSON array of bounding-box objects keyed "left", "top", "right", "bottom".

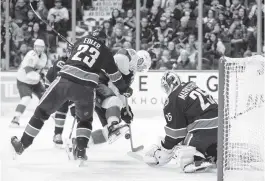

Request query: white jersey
[
  {"left": 108, "top": 49, "right": 138, "bottom": 105},
  {"left": 17, "top": 50, "right": 48, "bottom": 85},
  {"left": 114, "top": 48, "right": 139, "bottom": 76}
]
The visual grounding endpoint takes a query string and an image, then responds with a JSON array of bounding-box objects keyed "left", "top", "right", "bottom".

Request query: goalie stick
[
  {"left": 29, "top": 3, "right": 73, "bottom": 46},
  {"left": 125, "top": 98, "right": 144, "bottom": 153}
]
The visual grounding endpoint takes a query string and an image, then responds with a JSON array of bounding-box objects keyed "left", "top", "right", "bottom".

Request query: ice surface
[{"left": 0, "top": 114, "right": 217, "bottom": 181}]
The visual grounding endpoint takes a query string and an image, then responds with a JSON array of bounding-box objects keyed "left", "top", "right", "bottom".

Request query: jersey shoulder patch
[{"left": 56, "top": 60, "right": 65, "bottom": 69}]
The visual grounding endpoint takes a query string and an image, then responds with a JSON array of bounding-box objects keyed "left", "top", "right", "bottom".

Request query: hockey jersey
[
  {"left": 162, "top": 82, "right": 218, "bottom": 149},
  {"left": 59, "top": 35, "right": 127, "bottom": 93},
  {"left": 45, "top": 56, "right": 67, "bottom": 87},
  {"left": 17, "top": 50, "right": 48, "bottom": 85},
  {"left": 100, "top": 48, "right": 138, "bottom": 88}
]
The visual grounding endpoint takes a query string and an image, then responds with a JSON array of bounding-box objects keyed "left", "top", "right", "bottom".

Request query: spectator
[
  {"left": 158, "top": 49, "right": 174, "bottom": 70},
  {"left": 124, "top": 9, "right": 136, "bottom": 31},
  {"left": 148, "top": 6, "right": 162, "bottom": 29},
  {"left": 12, "top": 43, "right": 28, "bottom": 67},
  {"left": 28, "top": 22, "right": 46, "bottom": 47},
  {"left": 14, "top": 0, "right": 29, "bottom": 27},
  {"left": 140, "top": 17, "right": 153, "bottom": 43},
  {"left": 47, "top": 0, "right": 69, "bottom": 37},
  {"left": 173, "top": 28, "right": 188, "bottom": 48},
  {"left": 123, "top": 41, "right": 132, "bottom": 49},
  {"left": 36, "top": 0, "right": 48, "bottom": 29},
  {"left": 167, "top": 41, "right": 179, "bottom": 60},
  {"left": 204, "top": 33, "right": 225, "bottom": 68},
  {"left": 122, "top": 0, "right": 135, "bottom": 12},
  {"left": 110, "top": 28, "right": 126, "bottom": 53},
  {"left": 153, "top": 16, "right": 173, "bottom": 43},
  {"left": 177, "top": 49, "right": 197, "bottom": 70},
  {"left": 101, "top": 20, "right": 113, "bottom": 47},
  {"left": 162, "top": 8, "right": 178, "bottom": 30},
  {"left": 109, "top": 9, "right": 122, "bottom": 27},
  {"left": 25, "top": 10, "right": 37, "bottom": 32},
  {"left": 46, "top": 14, "right": 62, "bottom": 53}
]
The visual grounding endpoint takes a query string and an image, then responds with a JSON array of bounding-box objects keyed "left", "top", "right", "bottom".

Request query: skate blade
[
  {"left": 54, "top": 143, "right": 64, "bottom": 149},
  {"left": 9, "top": 123, "right": 20, "bottom": 128},
  {"left": 10, "top": 142, "right": 18, "bottom": 160},
  {"left": 108, "top": 126, "right": 129, "bottom": 144},
  {"left": 77, "top": 158, "right": 88, "bottom": 167}
]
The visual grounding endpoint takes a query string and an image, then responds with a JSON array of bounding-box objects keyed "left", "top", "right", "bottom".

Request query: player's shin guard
[
  {"left": 74, "top": 119, "right": 92, "bottom": 160},
  {"left": 11, "top": 96, "right": 31, "bottom": 126},
  {"left": 20, "top": 116, "right": 44, "bottom": 148},
  {"left": 54, "top": 111, "right": 66, "bottom": 135}
]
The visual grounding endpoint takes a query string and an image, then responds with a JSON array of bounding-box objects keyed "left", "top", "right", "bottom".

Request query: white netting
[{"left": 222, "top": 55, "right": 265, "bottom": 181}]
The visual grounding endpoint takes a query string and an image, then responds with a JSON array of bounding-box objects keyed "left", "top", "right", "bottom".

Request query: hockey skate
[
  {"left": 183, "top": 156, "right": 216, "bottom": 173},
  {"left": 53, "top": 134, "right": 63, "bottom": 148},
  {"left": 11, "top": 136, "right": 25, "bottom": 159},
  {"left": 72, "top": 142, "right": 88, "bottom": 167},
  {"left": 10, "top": 117, "right": 20, "bottom": 128},
  {"left": 108, "top": 121, "right": 129, "bottom": 144}
]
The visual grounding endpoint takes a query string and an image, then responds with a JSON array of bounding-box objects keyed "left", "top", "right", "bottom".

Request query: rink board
[{"left": 0, "top": 71, "right": 218, "bottom": 117}]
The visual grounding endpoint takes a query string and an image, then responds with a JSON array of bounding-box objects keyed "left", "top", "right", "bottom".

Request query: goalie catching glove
[
  {"left": 144, "top": 142, "right": 175, "bottom": 167},
  {"left": 121, "top": 105, "right": 133, "bottom": 124}
]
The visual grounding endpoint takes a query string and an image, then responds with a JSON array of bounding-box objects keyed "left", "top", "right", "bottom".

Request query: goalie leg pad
[{"left": 175, "top": 146, "right": 205, "bottom": 170}]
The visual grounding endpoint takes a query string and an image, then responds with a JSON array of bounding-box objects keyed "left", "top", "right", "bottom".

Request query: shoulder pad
[
  {"left": 28, "top": 50, "right": 37, "bottom": 57},
  {"left": 117, "top": 48, "right": 128, "bottom": 55}
]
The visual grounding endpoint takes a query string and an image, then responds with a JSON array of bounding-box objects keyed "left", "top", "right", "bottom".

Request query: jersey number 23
[{"left": 72, "top": 45, "right": 100, "bottom": 67}]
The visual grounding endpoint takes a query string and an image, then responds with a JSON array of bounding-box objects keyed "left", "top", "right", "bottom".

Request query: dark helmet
[{"left": 91, "top": 29, "right": 107, "bottom": 44}]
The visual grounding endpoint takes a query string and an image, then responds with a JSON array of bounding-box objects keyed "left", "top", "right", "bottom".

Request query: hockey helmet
[
  {"left": 91, "top": 29, "right": 107, "bottom": 44},
  {"left": 135, "top": 50, "right": 151, "bottom": 72},
  {"left": 34, "top": 39, "right": 45, "bottom": 54},
  {"left": 161, "top": 71, "right": 181, "bottom": 94}
]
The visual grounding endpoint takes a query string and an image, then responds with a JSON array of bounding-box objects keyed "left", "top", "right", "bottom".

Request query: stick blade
[
  {"left": 132, "top": 145, "right": 144, "bottom": 152},
  {"left": 127, "top": 151, "right": 143, "bottom": 162}
]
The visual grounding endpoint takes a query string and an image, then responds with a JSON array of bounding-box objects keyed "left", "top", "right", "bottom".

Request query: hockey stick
[
  {"left": 125, "top": 98, "right": 144, "bottom": 152},
  {"left": 29, "top": 3, "right": 73, "bottom": 46},
  {"left": 65, "top": 118, "right": 76, "bottom": 160}
]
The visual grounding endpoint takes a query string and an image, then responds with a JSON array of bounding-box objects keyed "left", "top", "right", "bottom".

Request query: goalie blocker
[{"left": 144, "top": 71, "right": 218, "bottom": 173}]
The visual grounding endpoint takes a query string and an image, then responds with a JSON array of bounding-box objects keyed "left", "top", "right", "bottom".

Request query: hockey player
[
  {"left": 10, "top": 39, "right": 48, "bottom": 127},
  {"left": 44, "top": 48, "right": 75, "bottom": 145},
  {"left": 91, "top": 49, "right": 152, "bottom": 144},
  {"left": 144, "top": 71, "right": 218, "bottom": 173},
  {"left": 11, "top": 30, "right": 129, "bottom": 161}
]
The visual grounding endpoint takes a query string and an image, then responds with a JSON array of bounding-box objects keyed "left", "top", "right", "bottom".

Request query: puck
[{"left": 125, "top": 133, "right": 131, "bottom": 139}]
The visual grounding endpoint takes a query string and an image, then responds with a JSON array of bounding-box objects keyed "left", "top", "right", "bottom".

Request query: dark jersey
[
  {"left": 45, "top": 57, "right": 67, "bottom": 87},
  {"left": 59, "top": 35, "right": 127, "bottom": 93},
  {"left": 162, "top": 81, "right": 218, "bottom": 149}
]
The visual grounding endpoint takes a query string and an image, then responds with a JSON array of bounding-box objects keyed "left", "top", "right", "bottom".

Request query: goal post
[{"left": 217, "top": 55, "right": 265, "bottom": 181}]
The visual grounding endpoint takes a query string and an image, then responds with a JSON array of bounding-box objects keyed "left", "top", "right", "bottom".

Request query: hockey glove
[
  {"left": 69, "top": 102, "right": 76, "bottom": 117},
  {"left": 121, "top": 106, "right": 134, "bottom": 124},
  {"left": 144, "top": 142, "right": 175, "bottom": 167},
  {"left": 123, "top": 87, "right": 133, "bottom": 98}
]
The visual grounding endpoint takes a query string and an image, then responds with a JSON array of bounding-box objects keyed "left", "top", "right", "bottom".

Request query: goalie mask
[
  {"left": 34, "top": 39, "right": 45, "bottom": 55},
  {"left": 161, "top": 71, "right": 181, "bottom": 94}
]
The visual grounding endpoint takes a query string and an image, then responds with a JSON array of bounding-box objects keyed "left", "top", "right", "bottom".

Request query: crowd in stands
[{"left": 1, "top": 0, "right": 264, "bottom": 70}]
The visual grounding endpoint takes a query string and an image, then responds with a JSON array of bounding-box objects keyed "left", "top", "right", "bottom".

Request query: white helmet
[
  {"left": 161, "top": 71, "right": 181, "bottom": 94},
  {"left": 135, "top": 50, "right": 151, "bottom": 72},
  {"left": 34, "top": 39, "right": 45, "bottom": 54}
]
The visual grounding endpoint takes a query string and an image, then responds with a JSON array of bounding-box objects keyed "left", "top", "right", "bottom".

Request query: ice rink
[{"left": 0, "top": 112, "right": 217, "bottom": 181}]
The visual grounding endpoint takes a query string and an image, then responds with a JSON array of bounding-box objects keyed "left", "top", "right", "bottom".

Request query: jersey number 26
[
  {"left": 189, "top": 88, "right": 216, "bottom": 111},
  {"left": 72, "top": 45, "right": 100, "bottom": 67}
]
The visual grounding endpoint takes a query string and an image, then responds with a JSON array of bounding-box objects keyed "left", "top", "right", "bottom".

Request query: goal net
[{"left": 218, "top": 55, "right": 265, "bottom": 181}]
